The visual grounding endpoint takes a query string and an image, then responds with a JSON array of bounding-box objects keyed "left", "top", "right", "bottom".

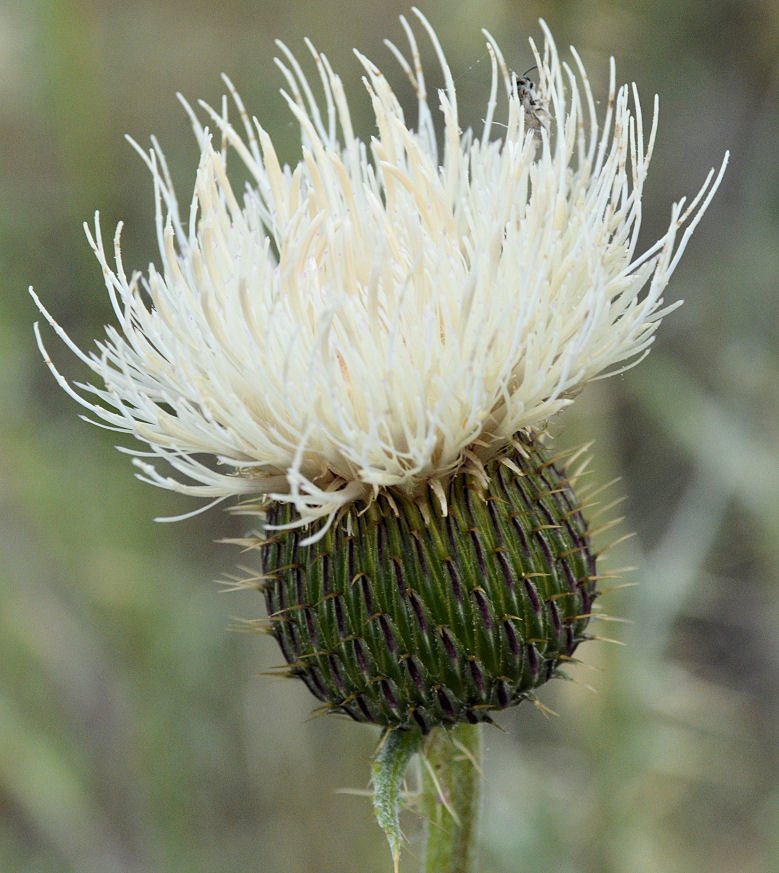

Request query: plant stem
[{"left": 419, "top": 723, "right": 482, "bottom": 873}]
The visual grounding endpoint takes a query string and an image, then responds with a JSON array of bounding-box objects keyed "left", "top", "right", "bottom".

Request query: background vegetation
[{"left": 2, "top": 0, "right": 776, "bottom": 871}]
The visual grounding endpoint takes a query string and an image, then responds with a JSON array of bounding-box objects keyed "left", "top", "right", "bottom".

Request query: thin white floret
[{"left": 31, "top": 10, "right": 728, "bottom": 540}]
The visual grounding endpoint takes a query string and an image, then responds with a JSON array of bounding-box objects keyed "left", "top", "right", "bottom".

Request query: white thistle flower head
[{"left": 32, "top": 11, "right": 727, "bottom": 543}]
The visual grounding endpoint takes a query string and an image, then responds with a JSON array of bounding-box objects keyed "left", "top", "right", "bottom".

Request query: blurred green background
[{"left": 2, "top": 0, "right": 776, "bottom": 871}]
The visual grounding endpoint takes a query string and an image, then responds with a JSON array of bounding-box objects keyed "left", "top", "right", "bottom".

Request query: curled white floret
[{"left": 31, "top": 10, "right": 727, "bottom": 540}]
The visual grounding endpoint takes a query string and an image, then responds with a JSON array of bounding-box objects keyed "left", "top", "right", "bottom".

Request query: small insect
[{"left": 514, "top": 65, "right": 546, "bottom": 136}]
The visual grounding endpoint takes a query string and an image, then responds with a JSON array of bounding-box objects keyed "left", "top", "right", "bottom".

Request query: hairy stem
[{"left": 419, "top": 723, "right": 482, "bottom": 873}]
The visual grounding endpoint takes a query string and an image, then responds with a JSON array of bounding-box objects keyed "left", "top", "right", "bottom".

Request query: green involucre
[{"left": 261, "top": 436, "right": 597, "bottom": 731}]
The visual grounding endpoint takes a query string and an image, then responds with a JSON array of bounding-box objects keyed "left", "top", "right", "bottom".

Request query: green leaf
[{"left": 371, "top": 728, "right": 422, "bottom": 871}]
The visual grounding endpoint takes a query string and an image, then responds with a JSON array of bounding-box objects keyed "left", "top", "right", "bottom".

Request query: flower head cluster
[{"left": 32, "top": 11, "right": 726, "bottom": 540}]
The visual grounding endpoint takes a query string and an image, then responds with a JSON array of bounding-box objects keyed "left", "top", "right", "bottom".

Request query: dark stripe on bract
[
  {"left": 378, "top": 614, "right": 396, "bottom": 653},
  {"left": 469, "top": 529, "right": 486, "bottom": 576},
  {"left": 405, "top": 656, "right": 425, "bottom": 694},
  {"left": 549, "top": 599, "right": 562, "bottom": 634},
  {"left": 445, "top": 513, "right": 459, "bottom": 558},
  {"left": 445, "top": 560, "right": 462, "bottom": 602},
  {"left": 439, "top": 626, "right": 458, "bottom": 661},
  {"left": 579, "top": 585, "right": 592, "bottom": 616},
  {"left": 496, "top": 550, "right": 515, "bottom": 589},
  {"left": 334, "top": 595, "right": 346, "bottom": 637},
  {"left": 353, "top": 638, "right": 368, "bottom": 674},
  {"left": 524, "top": 578, "right": 541, "bottom": 613},
  {"left": 304, "top": 608, "right": 317, "bottom": 647},
  {"left": 436, "top": 687, "right": 456, "bottom": 718},
  {"left": 468, "top": 658, "right": 486, "bottom": 694},
  {"left": 486, "top": 497, "right": 505, "bottom": 545},
  {"left": 533, "top": 528, "right": 555, "bottom": 565},
  {"left": 286, "top": 621, "right": 300, "bottom": 658},
  {"left": 527, "top": 644, "right": 539, "bottom": 677},
  {"left": 510, "top": 512, "right": 532, "bottom": 558},
  {"left": 392, "top": 558, "right": 405, "bottom": 595},
  {"left": 503, "top": 619, "right": 520, "bottom": 657},
  {"left": 412, "top": 534, "right": 428, "bottom": 577},
  {"left": 407, "top": 589, "right": 427, "bottom": 630},
  {"left": 328, "top": 654, "right": 344, "bottom": 691},
  {"left": 359, "top": 576, "right": 374, "bottom": 614},
  {"left": 293, "top": 565, "right": 305, "bottom": 607},
  {"left": 563, "top": 559, "right": 579, "bottom": 592},
  {"left": 356, "top": 695, "right": 373, "bottom": 721},
  {"left": 276, "top": 631, "right": 293, "bottom": 665},
  {"left": 413, "top": 709, "right": 428, "bottom": 731}
]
